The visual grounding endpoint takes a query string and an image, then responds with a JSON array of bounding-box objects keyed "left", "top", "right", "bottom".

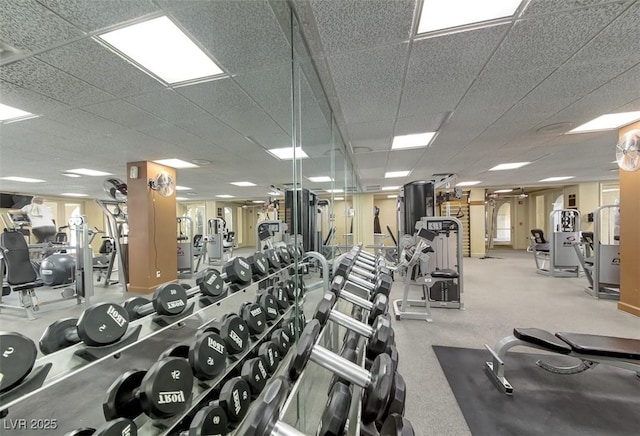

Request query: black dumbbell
[
  {"left": 209, "top": 256, "right": 253, "bottom": 292},
  {"left": 289, "top": 320, "right": 393, "bottom": 423},
  {"left": 208, "top": 313, "right": 251, "bottom": 355},
  {"left": 64, "top": 418, "right": 136, "bottom": 436},
  {"left": 103, "top": 357, "right": 193, "bottom": 420},
  {"left": 269, "top": 284, "right": 289, "bottom": 311},
  {"left": 178, "top": 404, "right": 228, "bottom": 436},
  {"left": 123, "top": 283, "right": 189, "bottom": 321},
  {"left": 39, "top": 303, "right": 129, "bottom": 354},
  {"left": 314, "top": 294, "right": 393, "bottom": 357},
  {"left": 240, "top": 356, "right": 269, "bottom": 398},
  {"left": 270, "top": 325, "right": 293, "bottom": 356},
  {"left": 334, "top": 258, "right": 393, "bottom": 298},
  {"left": 247, "top": 252, "right": 269, "bottom": 281},
  {"left": 376, "top": 372, "right": 407, "bottom": 427},
  {"left": 0, "top": 332, "right": 37, "bottom": 392},
  {"left": 159, "top": 330, "right": 228, "bottom": 380},
  {"left": 345, "top": 251, "right": 392, "bottom": 279},
  {"left": 257, "top": 293, "right": 279, "bottom": 322},
  {"left": 361, "top": 413, "right": 415, "bottom": 436},
  {"left": 275, "top": 246, "right": 291, "bottom": 265},
  {"left": 240, "top": 302, "right": 267, "bottom": 336},
  {"left": 257, "top": 341, "right": 281, "bottom": 375},
  {"left": 284, "top": 278, "right": 305, "bottom": 301},
  {"left": 329, "top": 276, "right": 388, "bottom": 324},
  {"left": 213, "top": 376, "right": 252, "bottom": 424},
  {"left": 318, "top": 382, "right": 352, "bottom": 436},
  {"left": 264, "top": 249, "right": 282, "bottom": 272}
]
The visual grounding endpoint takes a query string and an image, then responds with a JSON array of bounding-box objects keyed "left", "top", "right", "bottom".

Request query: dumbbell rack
[{"left": 0, "top": 252, "right": 329, "bottom": 435}]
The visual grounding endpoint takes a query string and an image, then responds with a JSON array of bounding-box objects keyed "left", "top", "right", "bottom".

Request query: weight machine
[
  {"left": 573, "top": 205, "right": 620, "bottom": 299},
  {"left": 96, "top": 199, "right": 129, "bottom": 293},
  {"left": 530, "top": 209, "right": 582, "bottom": 277},
  {"left": 176, "top": 216, "right": 193, "bottom": 278},
  {"left": 205, "top": 218, "right": 234, "bottom": 265}
]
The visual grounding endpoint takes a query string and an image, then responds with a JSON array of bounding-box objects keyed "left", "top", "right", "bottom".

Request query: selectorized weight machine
[{"left": 530, "top": 209, "right": 582, "bottom": 277}]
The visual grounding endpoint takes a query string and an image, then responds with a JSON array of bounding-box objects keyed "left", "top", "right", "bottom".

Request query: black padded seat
[
  {"left": 556, "top": 332, "right": 640, "bottom": 360},
  {"left": 431, "top": 269, "right": 459, "bottom": 279},
  {"left": 514, "top": 328, "right": 571, "bottom": 354},
  {"left": 584, "top": 257, "right": 594, "bottom": 266}
]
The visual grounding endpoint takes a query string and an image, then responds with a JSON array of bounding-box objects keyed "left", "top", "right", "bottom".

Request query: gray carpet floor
[{"left": 2, "top": 248, "right": 639, "bottom": 435}]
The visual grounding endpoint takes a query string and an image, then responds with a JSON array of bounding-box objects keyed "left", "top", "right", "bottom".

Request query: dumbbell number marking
[
  {"left": 2, "top": 347, "right": 14, "bottom": 358},
  {"left": 251, "top": 308, "right": 264, "bottom": 327},
  {"left": 207, "top": 337, "right": 225, "bottom": 354},
  {"left": 158, "top": 390, "right": 186, "bottom": 404},
  {"left": 211, "top": 416, "right": 221, "bottom": 425},
  {"left": 229, "top": 331, "right": 243, "bottom": 349},
  {"left": 232, "top": 389, "right": 249, "bottom": 415},
  {"left": 167, "top": 299, "right": 186, "bottom": 310},
  {"left": 257, "top": 361, "right": 267, "bottom": 379},
  {"left": 122, "top": 423, "right": 132, "bottom": 436},
  {"left": 265, "top": 349, "right": 275, "bottom": 366},
  {"left": 107, "top": 305, "right": 127, "bottom": 327},
  {"left": 238, "top": 259, "right": 250, "bottom": 275}
]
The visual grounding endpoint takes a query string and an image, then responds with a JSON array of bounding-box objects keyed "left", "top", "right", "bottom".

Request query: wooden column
[
  {"left": 618, "top": 122, "right": 640, "bottom": 316},
  {"left": 127, "top": 161, "right": 177, "bottom": 294}
]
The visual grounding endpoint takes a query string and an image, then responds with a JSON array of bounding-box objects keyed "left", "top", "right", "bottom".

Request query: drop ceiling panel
[
  {"left": 135, "top": 123, "right": 210, "bottom": 148},
  {"left": 82, "top": 99, "right": 163, "bottom": 128},
  {"left": 234, "top": 64, "right": 292, "bottom": 133},
  {"left": 399, "top": 25, "right": 508, "bottom": 117},
  {"left": 522, "top": 0, "right": 627, "bottom": 17},
  {"left": 0, "top": 0, "right": 83, "bottom": 52},
  {"left": 177, "top": 78, "right": 285, "bottom": 138},
  {"left": 37, "top": 0, "right": 159, "bottom": 32},
  {"left": 126, "top": 90, "right": 211, "bottom": 124},
  {"left": 394, "top": 114, "right": 449, "bottom": 136},
  {"left": 309, "top": 0, "right": 414, "bottom": 55},
  {"left": 347, "top": 119, "right": 394, "bottom": 151},
  {"left": 46, "top": 108, "right": 126, "bottom": 135},
  {"left": 170, "top": 1, "right": 290, "bottom": 74},
  {"left": 327, "top": 42, "right": 409, "bottom": 125},
  {"left": 175, "top": 117, "right": 256, "bottom": 150},
  {"left": 0, "top": 58, "right": 114, "bottom": 106},
  {"left": 353, "top": 152, "right": 388, "bottom": 172},
  {"left": 0, "top": 82, "right": 70, "bottom": 115},
  {"left": 387, "top": 149, "right": 427, "bottom": 168},
  {"left": 36, "top": 39, "right": 164, "bottom": 98},
  {"left": 486, "top": 3, "right": 626, "bottom": 74}
]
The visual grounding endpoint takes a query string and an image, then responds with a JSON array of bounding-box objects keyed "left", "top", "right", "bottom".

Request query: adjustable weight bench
[{"left": 485, "top": 327, "right": 640, "bottom": 395}]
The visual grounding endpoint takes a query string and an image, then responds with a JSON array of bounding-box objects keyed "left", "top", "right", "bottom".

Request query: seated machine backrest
[
  {"left": 0, "top": 230, "right": 38, "bottom": 285},
  {"left": 530, "top": 229, "right": 546, "bottom": 244},
  {"left": 226, "top": 231, "right": 236, "bottom": 244},
  {"left": 581, "top": 231, "right": 594, "bottom": 247},
  {"left": 193, "top": 234, "right": 203, "bottom": 247},
  {"left": 99, "top": 238, "right": 114, "bottom": 254}
]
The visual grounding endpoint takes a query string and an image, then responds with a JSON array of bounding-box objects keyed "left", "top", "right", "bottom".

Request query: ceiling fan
[
  {"left": 103, "top": 178, "right": 128, "bottom": 202},
  {"left": 148, "top": 171, "right": 175, "bottom": 197},
  {"left": 616, "top": 129, "right": 640, "bottom": 172}
]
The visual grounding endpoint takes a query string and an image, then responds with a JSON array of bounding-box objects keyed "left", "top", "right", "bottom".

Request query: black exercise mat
[{"left": 433, "top": 345, "right": 640, "bottom": 436}]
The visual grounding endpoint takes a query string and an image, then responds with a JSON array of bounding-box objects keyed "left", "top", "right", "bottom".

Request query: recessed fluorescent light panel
[
  {"left": 326, "top": 189, "right": 343, "bottom": 193},
  {"left": 568, "top": 111, "right": 640, "bottom": 133},
  {"left": 253, "top": 200, "right": 265, "bottom": 204},
  {"left": 381, "top": 186, "right": 400, "bottom": 191},
  {"left": 98, "top": 16, "right": 223, "bottom": 84},
  {"left": 418, "top": 0, "right": 522, "bottom": 34},
  {"left": 231, "top": 181, "right": 256, "bottom": 187},
  {"left": 391, "top": 132, "right": 436, "bottom": 150},
  {"left": 385, "top": 171, "right": 411, "bottom": 178},
  {"left": 60, "top": 193, "right": 88, "bottom": 197},
  {"left": 175, "top": 186, "right": 191, "bottom": 191},
  {"left": 268, "top": 191, "right": 281, "bottom": 196},
  {"left": 61, "top": 173, "right": 82, "bottom": 178},
  {"left": 602, "top": 188, "right": 619, "bottom": 192},
  {"left": 387, "top": 195, "right": 398, "bottom": 198},
  {"left": 489, "top": 162, "right": 531, "bottom": 171},
  {"left": 539, "top": 176, "right": 575, "bottom": 182},
  {"left": 334, "top": 197, "right": 344, "bottom": 200},
  {"left": 307, "top": 176, "right": 333, "bottom": 183},
  {"left": 267, "top": 147, "right": 309, "bottom": 160},
  {"left": 66, "top": 168, "right": 113, "bottom": 176},
  {"left": 216, "top": 194, "right": 235, "bottom": 198},
  {"left": 494, "top": 189, "right": 513, "bottom": 193},
  {"left": 1, "top": 176, "right": 45, "bottom": 183},
  {"left": 176, "top": 197, "right": 189, "bottom": 201},
  {"left": 153, "top": 159, "right": 199, "bottom": 169},
  {"left": 456, "top": 181, "right": 481, "bottom": 187},
  {"left": 0, "top": 103, "right": 34, "bottom": 121}
]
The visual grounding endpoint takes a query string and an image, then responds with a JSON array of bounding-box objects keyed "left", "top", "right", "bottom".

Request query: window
[{"left": 494, "top": 202, "right": 511, "bottom": 243}]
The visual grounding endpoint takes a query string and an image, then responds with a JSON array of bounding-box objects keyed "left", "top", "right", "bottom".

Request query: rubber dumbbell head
[
  {"left": 103, "top": 357, "right": 194, "bottom": 420},
  {"left": 264, "top": 249, "right": 282, "bottom": 271},
  {"left": 240, "top": 302, "right": 267, "bottom": 336},
  {"left": 217, "top": 376, "right": 252, "bottom": 423},
  {"left": 178, "top": 404, "right": 227, "bottom": 436},
  {"left": 159, "top": 330, "right": 227, "bottom": 380},
  {"left": 123, "top": 283, "right": 188, "bottom": 320},
  {"left": 329, "top": 276, "right": 389, "bottom": 323},
  {"left": 257, "top": 341, "right": 281, "bottom": 375},
  {"left": 39, "top": 303, "right": 129, "bottom": 354},
  {"left": 209, "top": 314, "right": 250, "bottom": 355},
  {"left": 195, "top": 269, "right": 226, "bottom": 298},
  {"left": 247, "top": 252, "right": 269, "bottom": 281},
  {"left": 318, "top": 382, "right": 352, "bottom": 436},
  {"left": 64, "top": 418, "right": 137, "bottom": 436},
  {"left": 289, "top": 319, "right": 393, "bottom": 423},
  {"left": 241, "top": 356, "right": 269, "bottom": 398},
  {"left": 0, "top": 332, "right": 37, "bottom": 392},
  {"left": 257, "top": 293, "right": 279, "bottom": 321}
]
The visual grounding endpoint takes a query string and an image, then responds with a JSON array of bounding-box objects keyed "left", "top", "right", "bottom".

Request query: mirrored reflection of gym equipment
[
  {"left": 530, "top": 209, "right": 582, "bottom": 277},
  {"left": 256, "top": 220, "right": 288, "bottom": 251},
  {"left": 205, "top": 218, "right": 234, "bottom": 265},
  {"left": 574, "top": 205, "right": 620, "bottom": 299},
  {"left": 96, "top": 199, "right": 129, "bottom": 294},
  {"left": 176, "top": 216, "right": 193, "bottom": 278}
]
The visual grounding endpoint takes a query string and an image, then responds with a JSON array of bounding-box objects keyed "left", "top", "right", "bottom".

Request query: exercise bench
[{"left": 485, "top": 327, "right": 640, "bottom": 395}]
